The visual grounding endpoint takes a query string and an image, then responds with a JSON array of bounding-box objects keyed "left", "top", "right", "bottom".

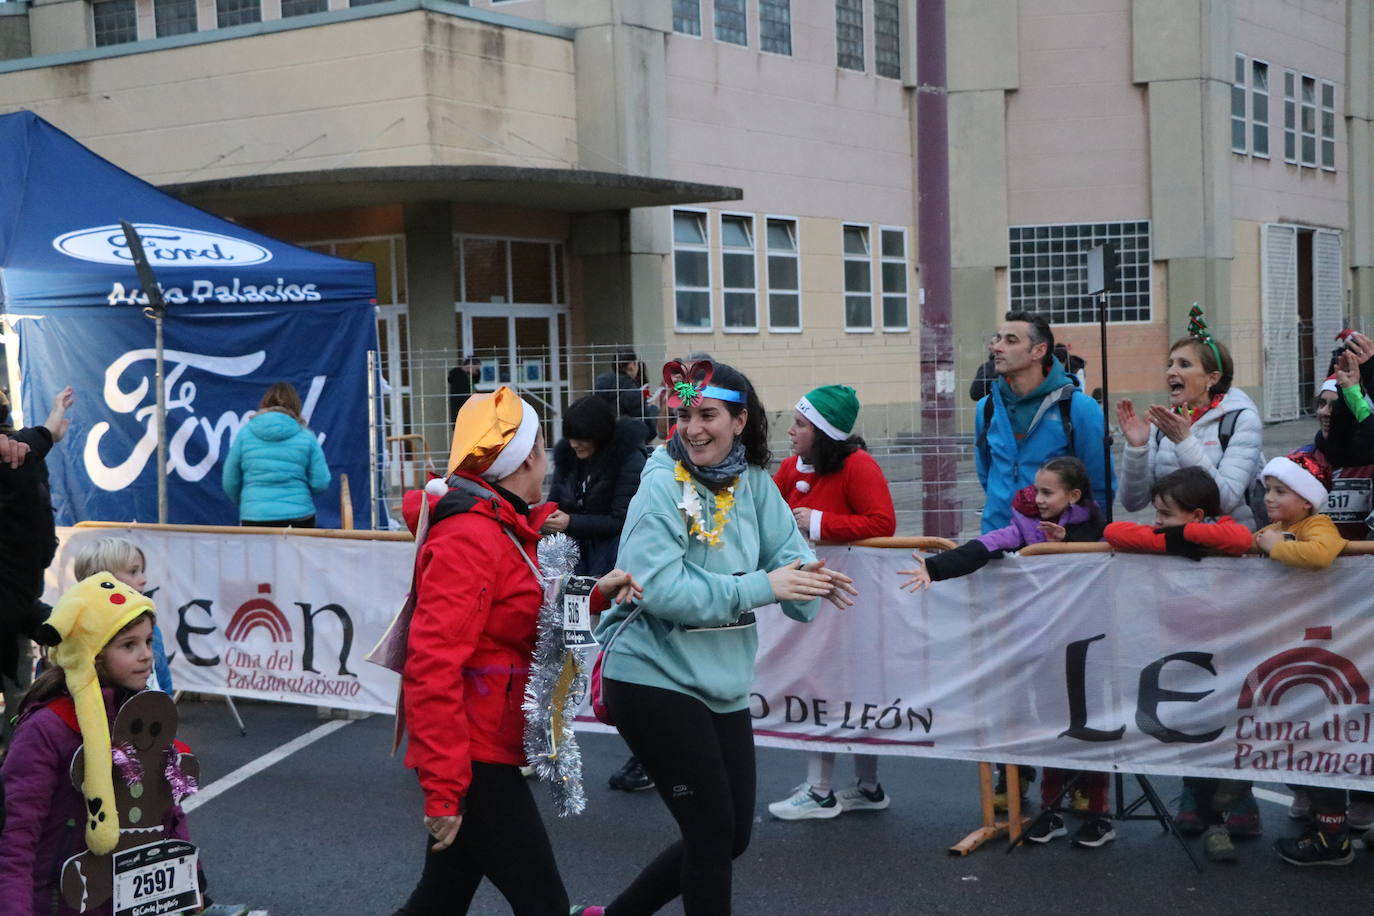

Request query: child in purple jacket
[
  {"left": 0, "top": 579, "right": 194, "bottom": 916},
  {"left": 898, "top": 456, "right": 1116, "bottom": 848}
]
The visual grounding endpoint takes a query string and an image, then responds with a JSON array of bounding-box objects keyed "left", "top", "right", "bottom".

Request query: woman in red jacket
[
  {"left": 391, "top": 387, "right": 636, "bottom": 916},
  {"left": 765, "top": 385, "right": 898, "bottom": 821}
]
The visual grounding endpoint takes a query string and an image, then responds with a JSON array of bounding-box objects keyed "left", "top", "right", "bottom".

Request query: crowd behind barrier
[{"left": 36, "top": 526, "right": 1374, "bottom": 793}]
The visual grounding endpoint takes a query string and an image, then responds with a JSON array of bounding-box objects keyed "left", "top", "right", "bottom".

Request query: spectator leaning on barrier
[
  {"left": 974, "top": 311, "right": 1113, "bottom": 534},
  {"left": 1117, "top": 307, "right": 1264, "bottom": 530},
  {"left": 766, "top": 385, "right": 897, "bottom": 823},
  {"left": 1319, "top": 330, "right": 1374, "bottom": 469}
]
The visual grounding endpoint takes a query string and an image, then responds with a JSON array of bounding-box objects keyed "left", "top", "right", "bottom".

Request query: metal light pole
[
  {"left": 119, "top": 220, "right": 169, "bottom": 524},
  {"left": 917, "top": 0, "right": 958, "bottom": 538}
]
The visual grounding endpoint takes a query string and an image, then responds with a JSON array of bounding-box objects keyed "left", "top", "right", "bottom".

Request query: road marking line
[
  {"left": 1253, "top": 787, "right": 1294, "bottom": 807},
  {"left": 183, "top": 719, "right": 354, "bottom": 813}
]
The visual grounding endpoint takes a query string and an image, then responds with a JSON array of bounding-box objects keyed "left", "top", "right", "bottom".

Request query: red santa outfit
[{"left": 773, "top": 450, "right": 896, "bottom": 542}]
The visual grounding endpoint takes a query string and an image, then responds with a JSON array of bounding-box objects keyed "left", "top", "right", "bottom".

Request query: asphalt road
[{"left": 176, "top": 698, "right": 1371, "bottom": 916}]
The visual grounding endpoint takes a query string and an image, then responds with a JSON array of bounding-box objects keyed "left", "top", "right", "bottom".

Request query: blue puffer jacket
[
  {"left": 974, "top": 360, "right": 1114, "bottom": 532},
  {"left": 222, "top": 409, "right": 331, "bottom": 522}
]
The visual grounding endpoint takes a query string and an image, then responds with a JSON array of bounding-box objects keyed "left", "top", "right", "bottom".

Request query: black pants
[
  {"left": 241, "top": 515, "right": 315, "bottom": 528},
  {"left": 604, "top": 679, "right": 755, "bottom": 916},
  {"left": 393, "top": 762, "right": 568, "bottom": 916}
]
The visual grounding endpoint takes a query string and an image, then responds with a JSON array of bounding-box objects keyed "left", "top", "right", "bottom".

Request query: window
[
  {"left": 875, "top": 0, "right": 901, "bottom": 79},
  {"left": 836, "top": 0, "right": 864, "bottom": 71},
  {"left": 1321, "top": 79, "right": 1336, "bottom": 171},
  {"left": 1284, "top": 69, "right": 1298, "bottom": 163},
  {"left": 216, "top": 0, "right": 261, "bottom": 27},
  {"left": 715, "top": 0, "right": 746, "bottom": 46},
  {"left": 1008, "top": 221, "right": 1152, "bottom": 325},
  {"left": 1251, "top": 60, "right": 1269, "bottom": 158},
  {"left": 766, "top": 218, "right": 801, "bottom": 331},
  {"left": 880, "top": 228, "right": 908, "bottom": 331},
  {"left": 281, "top": 0, "right": 328, "bottom": 16},
  {"left": 1301, "top": 75, "right": 1318, "bottom": 167},
  {"left": 760, "top": 0, "right": 791, "bottom": 55},
  {"left": 93, "top": 0, "right": 137, "bottom": 46},
  {"left": 720, "top": 215, "right": 757, "bottom": 331},
  {"left": 843, "top": 224, "right": 873, "bottom": 331},
  {"left": 1231, "top": 54, "right": 1247, "bottom": 153},
  {"left": 674, "top": 0, "right": 701, "bottom": 36},
  {"left": 154, "top": 0, "right": 197, "bottom": 37},
  {"left": 673, "top": 211, "right": 711, "bottom": 331}
]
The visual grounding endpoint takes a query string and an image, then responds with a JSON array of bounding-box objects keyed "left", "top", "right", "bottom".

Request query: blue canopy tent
[{"left": 0, "top": 111, "right": 381, "bottom": 528}]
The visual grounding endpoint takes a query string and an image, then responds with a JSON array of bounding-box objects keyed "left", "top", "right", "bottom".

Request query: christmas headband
[
  {"left": 662, "top": 360, "right": 746, "bottom": 408},
  {"left": 1187, "top": 304, "right": 1224, "bottom": 371}
]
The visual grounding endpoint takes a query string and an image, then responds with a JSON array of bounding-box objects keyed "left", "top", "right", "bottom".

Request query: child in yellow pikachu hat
[{"left": 0, "top": 572, "right": 201, "bottom": 915}]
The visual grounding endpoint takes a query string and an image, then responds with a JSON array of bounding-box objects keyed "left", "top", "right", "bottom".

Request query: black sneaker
[
  {"left": 1072, "top": 817, "right": 1117, "bottom": 848},
  {"left": 607, "top": 756, "right": 655, "bottom": 792},
  {"left": 1026, "top": 813, "right": 1067, "bottom": 844},
  {"left": 1275, "top": 830, "right": 1354, "bottom": 866}
]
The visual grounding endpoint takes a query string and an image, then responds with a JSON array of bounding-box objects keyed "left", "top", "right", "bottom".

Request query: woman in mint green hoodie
[{"left": 587, "top": 361, "right": 854, "bottom": 916}]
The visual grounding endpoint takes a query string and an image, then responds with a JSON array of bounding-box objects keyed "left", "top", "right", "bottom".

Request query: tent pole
[
  {"left": 367, "top": 348, "right": 379, "bottom": 530},
  {"left": 120, "top": 220, "right": 169, "bottom": 524},
  {"left": 155, "top": 311, "right": 167, "bottom": 524}
]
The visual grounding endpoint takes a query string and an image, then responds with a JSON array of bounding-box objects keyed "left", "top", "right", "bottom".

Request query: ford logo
[{"left": 53, "top": 223, "right": 273, "bottom": 267}]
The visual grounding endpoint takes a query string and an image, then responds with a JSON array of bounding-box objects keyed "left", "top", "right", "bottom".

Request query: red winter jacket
[
  {"left": 773, "top": 450, "right": 896, "bottom": 542},
  {"left": 400, "top": 474, "right": 556, "bottom": 817},
  {"left": 1103, "top": 517, "right": 1253, "bottom": 556}
]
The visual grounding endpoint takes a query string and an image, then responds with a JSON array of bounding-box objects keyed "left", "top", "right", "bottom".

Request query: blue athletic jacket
[{"left": 222, "top": 409, "right": 331, "bottom": 523}]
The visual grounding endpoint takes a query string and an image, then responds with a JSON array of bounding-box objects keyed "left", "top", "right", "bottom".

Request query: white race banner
[
  {"left": 45, "top": 531, "right": 1374, "bottom": 789},
  {"left": 48, "top": 527, "right": 409, "bottom": 714},
  {"left": 746, "top": 546, "right": 1374, "bottom": 792}
]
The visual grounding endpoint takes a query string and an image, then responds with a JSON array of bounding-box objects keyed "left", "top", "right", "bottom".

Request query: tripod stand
[{"left": 1008, "top": 769, "right": 1203, "bottom": 872}]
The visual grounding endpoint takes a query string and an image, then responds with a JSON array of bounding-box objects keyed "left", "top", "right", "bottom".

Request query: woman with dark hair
[
  {"left": 1115, "top": 309, "right": 1265, "bottom": 861},
  {"left": 580, "top": 361, "right": 855, "bottom": 916},
  {"left": 222, "top": 381, "right": 331, "bottom": 527},
  {"left": 766, "top": 385, "right": 897, "bottom": 821},
  {"left": 544, "top": 396, "right": 648, "bottom": 576}
]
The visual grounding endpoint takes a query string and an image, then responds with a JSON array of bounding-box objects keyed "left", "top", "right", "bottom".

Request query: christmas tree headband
[{"left": 1187, "top": 304, "right": 1224, "bottom": 371}]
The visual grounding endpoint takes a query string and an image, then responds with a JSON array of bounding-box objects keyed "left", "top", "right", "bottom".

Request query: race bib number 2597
[{"left": 112, "top": 839, "right": 201, "bottom": 916}]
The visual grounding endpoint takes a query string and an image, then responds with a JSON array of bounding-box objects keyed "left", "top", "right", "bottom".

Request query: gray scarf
[{"left": 666, "top": 434, "right": 747, "bottom": 490}]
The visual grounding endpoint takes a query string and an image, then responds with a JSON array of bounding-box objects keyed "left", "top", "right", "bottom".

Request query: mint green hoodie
[{"left": 595, "top": 446, "right": 821, "bottom": 713}]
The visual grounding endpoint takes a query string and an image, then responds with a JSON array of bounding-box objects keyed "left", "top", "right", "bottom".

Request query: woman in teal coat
[
  {"left": 586, "top": 361, "right": 854, "bottom": 916},
  {"left": 222, "top": 381, "right": 331, "bottom": 527}
]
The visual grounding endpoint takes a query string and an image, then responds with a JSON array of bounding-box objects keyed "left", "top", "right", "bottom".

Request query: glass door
[{"left": 458, "top": 307, "right": 567, "bottom": 447}]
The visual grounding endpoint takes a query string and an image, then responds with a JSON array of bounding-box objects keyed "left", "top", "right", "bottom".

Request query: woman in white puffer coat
[
  {"left": 1116, "top": 332, "right": 1263, "bottom": 529},
  {"left": 1115, "top": 328, "right": 1266, "bottom": 860}
]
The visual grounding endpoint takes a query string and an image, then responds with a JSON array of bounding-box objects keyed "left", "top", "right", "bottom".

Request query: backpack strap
[
  {"left": 977, "top": 386, "right": 1076, "bottom": 461},
  {"left": 976, "top": 396, "right": 996, "bottom": 466}
]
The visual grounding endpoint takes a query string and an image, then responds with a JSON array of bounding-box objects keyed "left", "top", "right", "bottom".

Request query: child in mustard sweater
[
  {"left": 1253, "top": 451, "right": 1346, "bottom": 570},
  {"left": 1253, "top": 450, "right": 1356, "bottom": 866}
]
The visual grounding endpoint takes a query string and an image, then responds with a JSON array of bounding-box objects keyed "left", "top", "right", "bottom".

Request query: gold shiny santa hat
[
  {"left": 447, "top": 386, "right": 540, "bottom": 481},
  {"left": 38, "top": 573, "right": 155, "bottom": 855}
]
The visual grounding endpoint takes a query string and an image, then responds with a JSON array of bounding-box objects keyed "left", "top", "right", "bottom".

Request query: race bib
[
  {"left": 1326, "top": 478, "right": 1372, "bottom": 522},
  {"left": 112, "top": 839, "right": 200, "bottom": 916},
  {"left": 562, "top": 575, "right": 599, "bottom": 648}
]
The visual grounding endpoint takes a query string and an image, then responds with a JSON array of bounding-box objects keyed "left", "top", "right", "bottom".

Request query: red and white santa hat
[{"left": 1261, "top": 450, "right": 1333, "bottom": 509}]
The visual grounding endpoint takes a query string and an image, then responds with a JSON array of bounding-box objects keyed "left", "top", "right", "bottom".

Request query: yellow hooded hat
[
  {"left": 39, "top": 573, "right": 155, "bottom": 855},
  {"left": 446, "top": 386, "right": 540, "bottom": 481}
]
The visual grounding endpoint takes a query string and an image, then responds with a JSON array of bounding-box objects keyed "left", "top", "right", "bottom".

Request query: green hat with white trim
[{"left": 797, "top": 385, "right": 859, "bottom": 441}]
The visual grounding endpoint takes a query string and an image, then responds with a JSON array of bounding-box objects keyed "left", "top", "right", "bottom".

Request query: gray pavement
[{"left": 178, "top": 698, "right": 1371, "bottom": 916}]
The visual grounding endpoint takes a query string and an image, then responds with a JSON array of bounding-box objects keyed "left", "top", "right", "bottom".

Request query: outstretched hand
[
  {"left": 802, "top": 558, "right": 857, "bottom": 609},
  {"left": 896, "top": 551, "right": 933, "bottom": 592},
  {"left": 767, "top": 560, "right": 835, "bottom": 603}
]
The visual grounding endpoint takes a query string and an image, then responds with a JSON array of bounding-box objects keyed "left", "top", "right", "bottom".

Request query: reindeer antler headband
[{"left": 662, "top": 360, "right": 745, "bottom": 408}]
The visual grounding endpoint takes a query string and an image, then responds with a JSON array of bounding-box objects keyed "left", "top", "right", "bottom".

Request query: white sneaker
[
  {"left": 768, "top": 784, "right": 841, "bottom": 820},
  {"left": 836, "top": 783, "right": 890, "bottom": 811}
]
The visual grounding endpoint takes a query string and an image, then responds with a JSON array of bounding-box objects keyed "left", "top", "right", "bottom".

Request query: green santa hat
[{"left": 796, "top": 385, "right": 860, "bottom": 441}]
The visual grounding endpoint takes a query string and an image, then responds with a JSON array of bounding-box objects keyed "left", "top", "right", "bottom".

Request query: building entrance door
[{"left": 459, "top": 306, "right": 569, "bottom": 445}]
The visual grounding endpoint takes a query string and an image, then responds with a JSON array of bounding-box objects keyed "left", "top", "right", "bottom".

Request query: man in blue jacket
[{"left": 974, "top": 311, "right": 1114, "bottom": 532}]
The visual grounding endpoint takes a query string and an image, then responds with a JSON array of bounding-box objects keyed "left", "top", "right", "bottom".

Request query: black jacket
[
  {"left": 1321, "top": 354, "right": 1374, "bottom": 468},
  {"left": 0, "top": 425, "right": 56, "bottom": 680},
  {"left": 547, "top": 417, "right": 648, "bottom": 575}
]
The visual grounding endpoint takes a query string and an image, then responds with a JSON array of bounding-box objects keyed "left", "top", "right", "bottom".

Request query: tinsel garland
[{"left": 522, "top": 533, "right": 589, "bottom": 817}]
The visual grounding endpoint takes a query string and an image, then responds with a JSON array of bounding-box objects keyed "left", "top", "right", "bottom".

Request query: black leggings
[
  {"left": 392, "top": 762, "right": 569, "bottom": 916},
  {"left": 604, "top": 678, "right": 755, "bottom": 916}
]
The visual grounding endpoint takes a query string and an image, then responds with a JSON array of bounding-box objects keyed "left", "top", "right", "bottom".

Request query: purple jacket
[
  {"left": 0, "top": 692, "right": 190, "bottom": 916},
  {"left": 975, "top": 501, "right": 1095, "bottom": 554}
]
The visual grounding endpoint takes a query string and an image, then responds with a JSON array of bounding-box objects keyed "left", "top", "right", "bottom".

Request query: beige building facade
[{"left": 2, "top": 0, "right": 1373, "bottom": 460}]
